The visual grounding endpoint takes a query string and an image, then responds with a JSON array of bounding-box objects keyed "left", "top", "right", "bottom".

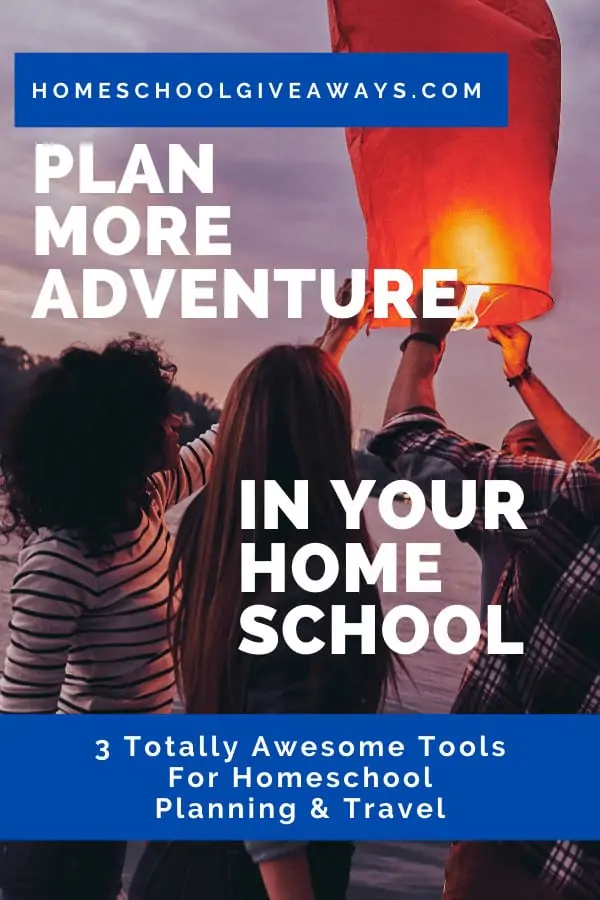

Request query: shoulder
[
  {"left": 179, "top": 425, "right": 219, "bottom": 461},
  {"left": 19, "top": 529, "right": 88, "bottom": 565},
  {"left": 576, "top": 436, "right": 600, "bottom": 464},
  {"left": 557, "top": 461, "right": 600, "bottom": 517},
  {"left": 146, "top": 476, "right": 167, "bottom": 511},
  {"left": 16, "top": 530, "right": 98, "bottom": 593}
]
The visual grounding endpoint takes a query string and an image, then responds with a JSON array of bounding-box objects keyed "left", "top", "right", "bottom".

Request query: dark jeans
[
  {"left": 129, "top": 841, "right": 354, "bottom": 900},
  {"left": 0, "top": 841, "right": 127, "bottom": 900}
]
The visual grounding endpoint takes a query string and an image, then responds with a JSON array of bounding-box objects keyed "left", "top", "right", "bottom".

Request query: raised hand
[
  {"left": 411, "top": 281, "right": 466, "bottom": 342},
  {"left": 487, "top": 324, "right": 531, "bottom": 379},
  {"left": 314, "top": 277, "right": 372, "bottom": 361}
]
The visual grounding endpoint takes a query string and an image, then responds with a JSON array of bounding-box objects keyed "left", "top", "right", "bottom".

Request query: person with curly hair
[{"left": 0, "top": 334, "right": 217, "bottom": 900}]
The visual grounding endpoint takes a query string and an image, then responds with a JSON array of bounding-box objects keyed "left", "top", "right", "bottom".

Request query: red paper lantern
[{"left": 327, "top": 0, "right": 561, "bottom": 329}]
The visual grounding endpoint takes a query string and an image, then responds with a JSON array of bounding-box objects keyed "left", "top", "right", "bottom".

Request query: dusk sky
[{"left": 0, "top": 0, "right": 598, "bottom": 442}]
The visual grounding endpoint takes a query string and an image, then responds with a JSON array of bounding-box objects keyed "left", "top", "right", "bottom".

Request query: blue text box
[
  {"left": 14, "top": 52, "right": 508, "bottom": 128},
  {"left": 0, "top": 714, "right": 597, "bottom": 840}
]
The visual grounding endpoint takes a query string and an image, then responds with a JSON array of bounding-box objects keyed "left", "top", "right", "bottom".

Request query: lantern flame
[
  {"left": 436, "top": 211, "right": 511, "bottom": 332},
  {"left": 451, "top": 284, "right": 490, "bottom": 331}
]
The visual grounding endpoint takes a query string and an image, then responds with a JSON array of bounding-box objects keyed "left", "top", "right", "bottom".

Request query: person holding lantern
[
  {"left": 472, "top": 413, "right": 559, "bottom": 621},
  {"left": 366, "top": 283, "right": 600, "bottom": 900},
  {"left": 489, "top": 323, "right": 600, "bottom": 464},
  {"left": 320, "top": 287, "right": 600, "bottom": 625},
  {"left": 468, "top": 323, "right": 600, "bottom": 620}
]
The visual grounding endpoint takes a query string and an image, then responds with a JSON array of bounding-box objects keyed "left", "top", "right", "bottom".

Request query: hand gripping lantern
[{"left": 327, "top": 0, "right": 561, "bottom": 330}]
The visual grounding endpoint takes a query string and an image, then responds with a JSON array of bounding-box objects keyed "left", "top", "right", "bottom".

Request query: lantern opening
[
  {"left": 363, "top": 205, "right": 555, "bottom": 329},
  {"left": 450, "top": 282, "right": 552, "bottom": 330},
  {"left": 364, "top": 280, "right": 552, "bottom": 331}
]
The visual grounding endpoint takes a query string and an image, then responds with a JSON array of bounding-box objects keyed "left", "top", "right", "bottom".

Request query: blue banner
[
  {"left": 14, "top": 52, "right": 508, "bottom": 128},
  {"left": 0, "top": 714, "right": 597, "bottom": 840}
]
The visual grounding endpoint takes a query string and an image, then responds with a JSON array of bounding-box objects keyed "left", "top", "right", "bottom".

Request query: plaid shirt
[{"left": 369, "top": 409, "right": 600, "bottom": 900}]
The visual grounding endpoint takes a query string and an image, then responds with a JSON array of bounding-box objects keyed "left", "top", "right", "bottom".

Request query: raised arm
[
  {"left": 372, "top": 285, "right": 576, "bottom": 553},
  {"left": 0, "top": 542, "right": 88, "bottom": 713},
  {"left": 150, "top": 424, "right": 218, "bottom": 510},
  {"left": 313, "top": 277, "right": 371, "bottom": 364},
  {"left": 370, "top": 407, "right": 569, "bottom": 553},
  {"left": 488, "top": 325, "right": 600, "bottom": 463},
  {"left": 252, "top": 854, "right": 314, "bottom": 900}
]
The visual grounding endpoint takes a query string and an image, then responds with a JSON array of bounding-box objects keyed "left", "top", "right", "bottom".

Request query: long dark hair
[{"left": 170, "top": 344, "right": 401, "bottom": 714}]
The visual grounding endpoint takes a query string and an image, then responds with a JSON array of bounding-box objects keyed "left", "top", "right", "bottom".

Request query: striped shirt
[{"left": 0, "top": 425, "right": 217, "bottom": 714}]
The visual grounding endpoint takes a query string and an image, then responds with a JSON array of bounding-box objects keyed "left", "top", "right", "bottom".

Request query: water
[{"left": 0, "top": 501, "right": 480, "bottom": 898}]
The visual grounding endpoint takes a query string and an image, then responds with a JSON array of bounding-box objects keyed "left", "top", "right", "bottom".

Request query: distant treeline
[
  {"left": 0, "top": 335, "right": 392, "bottom": 491},
  {"left": 0, "top": 335, "right": 219, "bottom": 443}
]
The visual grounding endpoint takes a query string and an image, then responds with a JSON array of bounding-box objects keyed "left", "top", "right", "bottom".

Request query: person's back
[
  {"left": 131, "top": 343, "right": 401, "bottom": 900},
  {"left": 0, "top": 338, "right": 217, "bottom": 716},
  {"left": 0, "top": 336, "right": 217, "bottom": 899},
  {"left": 474, "top": 419, "right": 559, "bottom": 620},
  {"left": 450, "top": 453, "right": 600, "bottom": 896},
  {"left": 8, "top": 525, "right": 175, "bottom": 714},
  {"left": 366, "top": 282, "right": 600, "bottom": 896},
  {"left": 5, "top": 473, "right": 194, "bottom": 714}
]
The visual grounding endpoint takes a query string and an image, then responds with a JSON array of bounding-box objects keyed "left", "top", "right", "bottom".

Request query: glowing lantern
[{"left": 327, "top": 0, "right": 561, "bottom": 329}]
